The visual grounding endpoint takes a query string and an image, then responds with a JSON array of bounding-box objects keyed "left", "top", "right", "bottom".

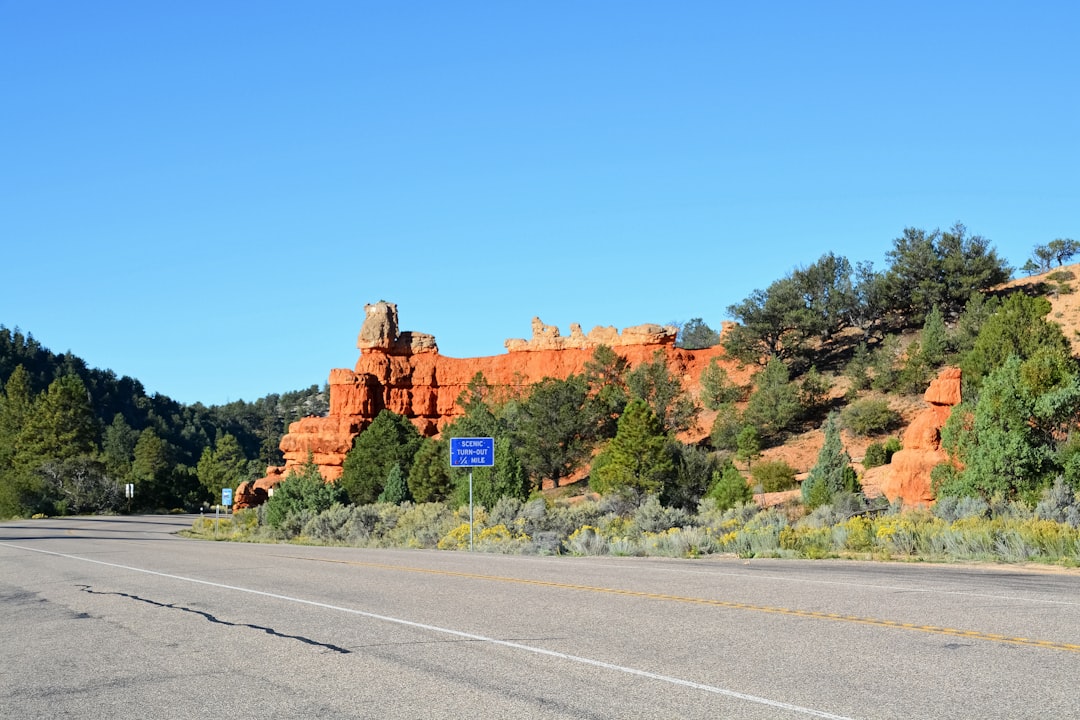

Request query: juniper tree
[
  {"left": 801, "top": 412, "right": 858, "bottom": 509},
  {"left": 340, "top": 410, "right": 422, "bottom": 504}
]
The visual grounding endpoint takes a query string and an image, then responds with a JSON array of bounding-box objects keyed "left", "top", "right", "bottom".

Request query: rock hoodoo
[
  {"left": 504, "top": 318, "right": 679, "bottom": 352},
  {"left": 880, "top": 367, "right": 962, "bottom": 507},
  {"left": 240, "top": 303, "right": 728, "bottom": 499}
]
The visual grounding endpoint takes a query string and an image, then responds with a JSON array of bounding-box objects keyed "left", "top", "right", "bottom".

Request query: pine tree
[
  {"left": 13, "top": 374, "right": 99, "bottom": 474},
  {"left": 585, "top": 345, "right": 630, "bottom": 439},
  {"left": 589, "top": 399, "right": 674, "bottom": 497},
  {"left": 743, "top": 357, "right": 801, "bottom": 437},
  {"left": 407, "top": 437, "right": 454, "bottom": 503},
  {"left": 101, "top": 414, "right": 139, "bottom": 484},
  {"left": 10, "top": 374, "right": 101, "bottom": 514},
  {"left": 196, "top": 433, "right": 249, "bottom": 500},
  {"left": 735, "top": 425, "right": 761, "bottom": 471},
  {"left": 0, "top": 366, "right": 35, "bottom": 516},
  {"left": 130, "top": 428, "right": 170, "bottom": 510},
  {"left": 699, "top": 358, "right": 742, "bottom": 411},
  {"left": 920, "top": 305, "right": 949, "bottom": 366}
]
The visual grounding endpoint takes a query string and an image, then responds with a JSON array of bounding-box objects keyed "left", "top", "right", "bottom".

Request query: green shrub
[
  {"left": 864, "top": 439, "right": 901, "bottom": 469},
  {"left": 863, "top": 442, "right": 887, "bottom": 469},
  {"left": 750, "top": 460, "right": 797, "bottom": 492},
  {"left": 840, "top": 398, "right": 901, "bottom": 436},
  {"left": 705, "top": 464, "right": 753, "bottom": 511},
  {"left": 264, "top": 464, "right": 348, "bottom": 530},
  {"left": 565, "top": 525, "right": 609, "bottom": 556},
  {"left": 301, "top": 504, "right": 355, "bottom": 543},
  {"left": 632, "top": 495, "right": 691, "bottom": 533}
]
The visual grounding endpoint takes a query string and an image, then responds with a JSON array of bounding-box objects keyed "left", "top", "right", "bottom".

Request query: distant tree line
[{"left": 0, "top": 326, "right": 327, "bottom": 517}]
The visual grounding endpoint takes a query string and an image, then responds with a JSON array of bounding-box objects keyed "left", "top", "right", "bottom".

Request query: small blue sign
[
  {"left": 450, "top": 437, "right": 495, "bottom": 467},
  {"left": 222, "top": 488, "right": 234, "bottom": 507}
]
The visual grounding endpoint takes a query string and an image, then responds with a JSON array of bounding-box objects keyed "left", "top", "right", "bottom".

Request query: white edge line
[{"left": 0, "top": 542, "right": 857, "bottom": 720}]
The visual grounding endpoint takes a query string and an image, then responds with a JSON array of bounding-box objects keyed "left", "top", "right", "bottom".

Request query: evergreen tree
[
  {"left": 938, "top": 353, "right": 1080, "bottom": 500},
  {"left": 801, "top": 412, "right": 858, "bottom": 508},
  {"left": 953, "top": 292, "right": 999, "bottom": 356},
  {"left": 340, "top": 410, "right": 423, "bottom": 505},
  {"left": 584, "top": 345, "right": 630, "bottom": 439},
  {"left": 13, "top": 374, "right": 99, "bottom": 474},
  {"left": 0, "top": 366, "right": 35, "bottom": 516},
  {"left": 510, "top": 374, "right": 593, "bottom": 489},
  {"left": 264, "top": 456, "right": 347, "bottom": 529},
  {"left": 962, "top": 293, "right": 1072, "bottom": 391},
  {"left": 377, "top": 463, "right": 411, "bottom": 504},
  {"left": 705, "top": 462, "right": 753, "bottom": 510},
  {"left": 677, "top": 318, "right": 720, "bottom": 349},
  {"left": 590, "top": 399, "right": 675, "bottom": 497},
  {"left": 626, "top": 350, "right": 699, "bottom": 434},
  {"left": 790, "top": 252, "right": 856, "bottom": 342},
  {"left": 101, "top": 413, "right": 139, "bottom": 484},
  {"left": 843, "top": 342, "right": 872, "bottom": 395},
  {"left": 735, "top": 426, "right": 761, "bottom": 471},
  {"left": 799, "top": 365, "right": 832, "bottom": 413},
  {"left": 407, "top": 437, "right": 454, "bottom": 503},
  {"left": 196, "top": 432, "right": 249, "bottom": 500},
  {"left": 920, "top": 305, "right": 949, "bottom": 366},
  {"left": 699, "top": 358, "right": 742, "bottom": 411},
  {"left": 882, "top": 223, "right": 1010, "bottom": 325},
  {"left": 662, "top": 443, "right": 721, "bottom": 511},
  {"left": 723, "top": 277, "right": 811, "bottom": 364},
  {"left": 742, "top": 357, "right": 802, "bottom": 437},
  {"left": 130, "top": 428, "right": 171, "bottom": 510}
]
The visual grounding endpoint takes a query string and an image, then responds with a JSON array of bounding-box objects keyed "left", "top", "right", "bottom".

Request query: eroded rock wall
[{"left": 259, "top": 306, "right": 727, "bottom": 486}]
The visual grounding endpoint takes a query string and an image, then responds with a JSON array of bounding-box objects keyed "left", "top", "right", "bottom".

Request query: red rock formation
[
  {"left": 233, "top": 480, "right": 268, "bottom": 510},
  {"left": 252, "top": 302, "right": 733, "bottom": 494},
  {"left": 880, "top": 367, "right": 962, "bottom": 507}
]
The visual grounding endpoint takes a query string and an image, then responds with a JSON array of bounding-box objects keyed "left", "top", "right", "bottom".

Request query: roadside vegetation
[{"left": 10, "top": 226, "right": 1080, "bottom": 568}]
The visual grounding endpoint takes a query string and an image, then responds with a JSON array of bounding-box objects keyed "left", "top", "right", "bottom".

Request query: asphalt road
[{"left": 2, "top": 515, "right": 1078, "bottom": 719}]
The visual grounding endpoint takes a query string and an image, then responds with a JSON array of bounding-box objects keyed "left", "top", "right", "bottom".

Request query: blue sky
[{"left": 3, "top": 1, "right": 1077, "bottom": 406}]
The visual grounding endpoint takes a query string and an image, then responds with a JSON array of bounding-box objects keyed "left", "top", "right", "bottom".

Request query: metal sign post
[
  {"left": 218, "top": 488, "right": 233, "bottom": 531},
  {"left": 449, "top": 437, "right": 495, "bottom": 551}
]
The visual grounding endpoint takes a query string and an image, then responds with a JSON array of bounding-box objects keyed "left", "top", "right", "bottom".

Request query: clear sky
[{"left": 3, "top": 1, "right": 1077, "bottom": 406}]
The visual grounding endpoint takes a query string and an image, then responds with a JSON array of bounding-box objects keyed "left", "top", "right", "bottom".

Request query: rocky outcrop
[
  {"left": 252, "top": 304, "right": 729, "bottom": 491},
  {"left": 881, "top": 367, "right": 962, "bottom": 507},
  {"left": 358, "top": 301, "right": 438, "bottom": 356},
  {"left": 504, "top": 318, "right": 678, "bottom": 352},
  {"left": 233, "top": 480, "right": 268, "bottom": 510}
]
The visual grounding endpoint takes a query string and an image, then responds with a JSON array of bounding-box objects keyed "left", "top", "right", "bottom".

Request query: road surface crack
[{"left": 76, "top": 585, "right": 350, "bottom": 654}]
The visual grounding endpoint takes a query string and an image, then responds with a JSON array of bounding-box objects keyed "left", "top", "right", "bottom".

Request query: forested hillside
[{"left": 0, "top": 327, "right": 327, "bottom": 516}]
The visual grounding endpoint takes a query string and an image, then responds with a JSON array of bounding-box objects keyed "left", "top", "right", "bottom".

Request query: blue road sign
[
  {"left": 450, "top": 437, "right": 495, "bottom": 467},
  {"left": 222, "top": 488, "right": 234, "bottom": 506}
]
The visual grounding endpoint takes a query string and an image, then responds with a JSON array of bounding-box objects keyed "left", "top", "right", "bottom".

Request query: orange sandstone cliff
[{"left": 235, "top": 302, "right": 733, "bottom": 508}]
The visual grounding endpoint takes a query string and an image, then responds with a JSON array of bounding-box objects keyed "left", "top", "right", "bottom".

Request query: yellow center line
[{"left": 276, "top": 554, "right": 1080, "bottom": 653}]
